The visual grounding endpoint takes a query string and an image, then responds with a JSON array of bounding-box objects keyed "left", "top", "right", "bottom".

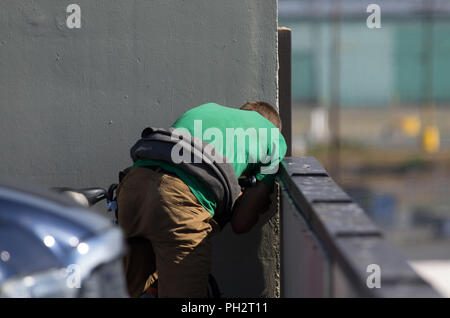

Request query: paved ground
[{"left": 410, "top": 260, "right": 450, "bottom": 297}]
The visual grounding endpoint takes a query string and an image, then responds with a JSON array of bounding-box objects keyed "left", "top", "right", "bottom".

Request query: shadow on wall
[{"left": 211, "top": 189, "right": 279, "bottom": 297}]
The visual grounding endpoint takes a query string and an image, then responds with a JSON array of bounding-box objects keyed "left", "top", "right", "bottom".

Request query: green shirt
[{"left": 134, "top": 103, "right": 287, "bottom": 216}]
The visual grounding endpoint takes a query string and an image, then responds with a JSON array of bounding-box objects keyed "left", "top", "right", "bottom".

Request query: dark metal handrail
[{"left": 278, "top": 157, "right": 440, "bottom": 297}]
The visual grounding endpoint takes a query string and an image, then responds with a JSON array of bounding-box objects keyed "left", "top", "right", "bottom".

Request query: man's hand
[{"left": 230, "top": 181, "right": 272, "bottom": 234}]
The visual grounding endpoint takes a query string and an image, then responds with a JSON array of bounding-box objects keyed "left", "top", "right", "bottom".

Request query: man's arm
[{"left": 230, "top": 181, "right": 272, "bottom": 234}]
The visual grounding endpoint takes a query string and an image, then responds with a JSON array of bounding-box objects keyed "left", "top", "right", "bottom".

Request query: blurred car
[{"left": 0, "top": 180, "right": 128, "bottom": 297}]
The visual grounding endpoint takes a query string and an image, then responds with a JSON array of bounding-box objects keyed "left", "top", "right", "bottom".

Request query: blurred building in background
[
  {"left": 280, "top": 0, "right": 450, "bottom": 105},
  {"left": 279, "top": 0, "right": 450, "bottom": 260}
]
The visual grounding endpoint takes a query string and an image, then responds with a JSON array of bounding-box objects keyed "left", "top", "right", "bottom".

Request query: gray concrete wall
[{"left": 0, "top": 0, "right": 278, "bottom": 297}]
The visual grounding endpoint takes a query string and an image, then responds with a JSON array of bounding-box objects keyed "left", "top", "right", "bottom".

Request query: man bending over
[{"left": 117, "top": 101, "right": 287, "bottom": 297}]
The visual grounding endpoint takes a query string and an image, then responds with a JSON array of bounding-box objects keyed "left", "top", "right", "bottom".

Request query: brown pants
[{"left": 116, "top": 166, "right": 219, "bottom": 298}]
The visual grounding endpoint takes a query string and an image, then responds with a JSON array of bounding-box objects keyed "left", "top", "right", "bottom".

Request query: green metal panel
[
  {"left": 292, "top": 51, "right": 315, "bottom": 101},
  {"left": 283, "top": 18, "right": 450, "bottom": 106},
  {"left": 395, "top": 21, "right": 450, "bottom": 103},
  {"left": 339, "top": 22, "right": 393, "bottom": 106},
  {"left": 432, "top": 22, "right": 450, "bottom": 102},
  {"left": 395, "top": 23, "right": 425, "bottom": 102}
]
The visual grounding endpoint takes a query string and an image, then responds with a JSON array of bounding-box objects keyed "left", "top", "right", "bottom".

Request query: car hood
[{"left": 0, "top": 180, "right": 114, "bottom": 281}]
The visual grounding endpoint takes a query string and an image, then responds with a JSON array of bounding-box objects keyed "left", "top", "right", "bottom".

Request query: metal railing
[{"left": 278, "top": 156, "right": 440, "bottom": 297}]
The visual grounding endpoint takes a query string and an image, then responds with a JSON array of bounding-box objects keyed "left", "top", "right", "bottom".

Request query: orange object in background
[
  {"left": 401, "top": 115, "right": 421, "bottom": 137},
  {"left": 422, "top": 125, "right": 440, "bottom": 154}
]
